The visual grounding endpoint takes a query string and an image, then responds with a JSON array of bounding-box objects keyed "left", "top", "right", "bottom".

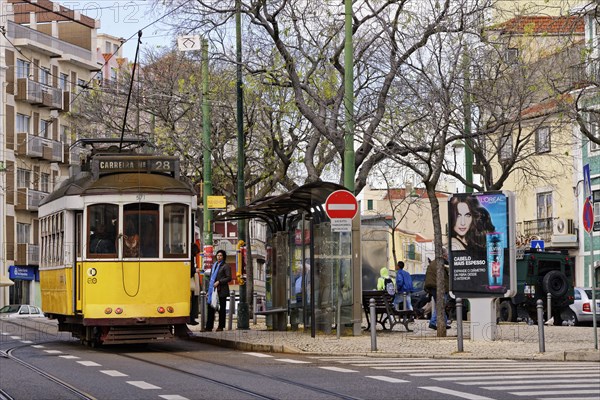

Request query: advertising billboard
[{"left": 449, "top": 191, "right": 516, "bottom": 298}]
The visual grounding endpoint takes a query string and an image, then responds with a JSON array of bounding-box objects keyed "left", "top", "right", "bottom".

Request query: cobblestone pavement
[{"left": 188, "top": 317, "right": 600, "bottom": 361}]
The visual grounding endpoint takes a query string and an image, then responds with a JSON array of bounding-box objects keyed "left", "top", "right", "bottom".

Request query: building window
[
  {"left": 590, "top": 113, "right": 600, "bottom": 152},
  {"left": 105, "top": 41, "right": 112, "bottom": 54},
  {"left": 110, "top": 68, "right": 118, "bottom": 81},
  {"left": 593, "top": 190, "right": 600, "bottom": 229},
  {"left": 537, "top": 192, "right": 553, "bottom": 220},
  {"left": 77, "top": 78, "right": 87, "bottom": 93},
  {"left": 17, "top": 168, "right": 31, "bottom": 188},
  {"left": 41, "top": 173, "right": 50, "bottom": 193},
  {"left": 59, "top": 73, "right": 69, "bottom": 91},
  {"left": 17, "top": 59, "right": 30, "bottom": 79},
  {"left": 40, "top": 67, "right": 50, "bottom": 86},
  {"left": 17, "top": 223, "right": 31, "bottom": 244},
  {"left": 367, "top": 199, "right": 374, "bottom": 210},
  {"left": 499, "top": 134, "right": 513, "bottom": 162},
  {"left": 505, "top": 48, "right": 519, "bottom": 64},
  {"left": 16, "top": 113, "right": 30, "bottom": 133},
  {"left": 535, "top": 126, "right": 551, "bottom": 153},
  {"left": 40, "top": 120, "right": 51, "bottom": 139}
]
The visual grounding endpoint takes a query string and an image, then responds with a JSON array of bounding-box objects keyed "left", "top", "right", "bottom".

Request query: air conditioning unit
[{"left": 553, "top": 218, "right": 567, "bottom": 235}]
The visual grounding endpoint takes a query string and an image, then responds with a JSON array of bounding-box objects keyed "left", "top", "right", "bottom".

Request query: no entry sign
[{"left": 325, "top": 190, "right": 358, "bottom": 221}]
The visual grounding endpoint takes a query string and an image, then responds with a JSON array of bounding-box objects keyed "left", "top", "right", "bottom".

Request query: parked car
[
  {"left": 0, "top": 304, "right": 44, "bottom": 318},
  {"left": 564, "top": 287, "right": 600, "bottom": 326}
]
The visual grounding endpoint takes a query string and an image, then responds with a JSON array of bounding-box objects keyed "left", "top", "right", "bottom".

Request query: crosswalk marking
[
  {"left": 43, "top": 350, "right": 63, "bottom": 354},
  {"left": 482, "top": 383, "right": 599, "bottom": 391},
  {"left": 511, "top": 389, "right": 600, "bottom": 396},
  {"left": 459, "top": 378, "right": 591, "bottom": 385},
  {"left": 77, "top": 360, "right": 101, "bottom": 366},
  {"left": 276, "top": 358, "right": 311, "bottom": 364},
  {"left": 100, "top": 370, "right": 128, "bottom": 377},
  {"left": 318, "top": 366, "right": 357, "bottom": 373},
  {"left": 59, "top": 355, "right": 80, "bottom": 359},
  {"left": 159, "top": 396, "right": 189, "bottom": 400},
  {"left": 409, "top": 370, "right": 594, "bottom": 377},
  {"left": 127, "top": 381, "right": 161, "bottom": 390},
  {"left": 420, "top": 386, "right": 494, "bottom": 400},
  {"left": 366, "top": 376, "right": 409, "bottom": 383},
  {"left": 243, "top": 352, "right": 274, "bottom": 358},
  {"left": 433, "top": 373, "right": 595, "bottom": 381}
]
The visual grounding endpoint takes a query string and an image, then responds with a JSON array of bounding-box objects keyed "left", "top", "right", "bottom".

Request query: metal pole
[
  {"left": 590, "top": 236, "right": 598, "bottom": 350},
  {"left": 343, "top": 0, "right": 354, "bottom": 191},
  {"left": 253, "top": 291, "right": 257, "bottom": 325},
  {"left": 456, "top": 298, "right": 464, "bottom": 352},
  {"left": 201, "top": 39, "right": 213, "bottom": 250},
  {"left": 228, "top": 290, "right": 235, "bottom": 331},
  {"left": 370, "top": 298, "right": 377, "bottom": 351},
  {"left": 462, "top": 48, "right": 473, "bottom": 192},
  {"left": 546, "top": 292, "right": 552, "bottom": 323},
  {"left": 200, "top": 291, "right": 206, "bottom": 331},
  {"left": 537, "top": 300, "right": 545, "bottom": 353}
]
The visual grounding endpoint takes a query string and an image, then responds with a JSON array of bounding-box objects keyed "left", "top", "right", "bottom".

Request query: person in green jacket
[{"left": 377, "top": 267, "right": 395, "bottom": 294}]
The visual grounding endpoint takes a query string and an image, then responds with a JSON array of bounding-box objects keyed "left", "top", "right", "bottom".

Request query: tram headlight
[
  {"left": 115, "top": 308, "right": 123, "bottom": 315},
  {"left": 104, "top": 307, "right": 113, "bottom": 314},
  {"left": 166, "top": 306, "right": 174, "bottom": 313},
  {"left": 157, "top": 306, "right": 166, "bottom": 314}
]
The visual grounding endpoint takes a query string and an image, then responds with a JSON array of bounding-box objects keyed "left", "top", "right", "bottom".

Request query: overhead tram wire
[{"left": 119, "top": 31, "right": 143, "bottom": 152}]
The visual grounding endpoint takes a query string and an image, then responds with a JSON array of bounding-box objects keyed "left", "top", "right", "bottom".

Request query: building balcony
[
  {"left": 63, "top": 143, "right": 81, "bottom": 165},
  {"left": 16, "top": 243, "right": 40, "bottom": 266},
  {"left": 42, "top": 139, "right": 63, "bottom": 162},
  {"left": 16, "top": 78, "right": 43, "bottom": 104},
  {"left": 517, "top": 217, "right": 577, "bottom": 248},
  {"left": 15, "top": 188, "right": 47, "bottom": 212},
  {"left": 17, "top": 132, "right": 44, "bottom": 158},
  {"left": 42, "top": 86, "right": 64, "bottom": 110}
]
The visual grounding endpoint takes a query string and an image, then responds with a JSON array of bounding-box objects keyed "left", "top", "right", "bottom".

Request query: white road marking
[
  {"left": 420, "top": 386, "right": 494, "bottom": 400},
  {"left": 59, "top": 355, "right": 80, "bottom": 359},
  {"left": 1, "top": 332, "right": 8, "bottom": 335},
  {"left": 459, "top": 378, "right": 592, "bottom": 385},
  {"left": 101, "top": 370, "right": 128, "bottom": 377},
  {"left": 538, "top": 397, "right": 600, "bottom": 400},
  {"left": 410, "top": 370, "right": 591, "bottom": 377},
  {"left": 20, "top": 340, "right": 32, "bottom": 344},
  {"left": 10, "top": 336, "right": 21, "bottom": 339},
  {"left": 484, "top": 383, "right": 600, "bottom": 391},
  {"left": 432, "top": 372, "right": 592, "bottom": 381},
  {"left": 159, "top": 395, "right": 189, "bottom": 400},
  {"left": 366, "top": 376, "right": 409, "bottom": 383},
  {"left": 127, "top": 381, "right": 161, "bottom": 389},
  {"left": 318, "top": 366, "right": 357, "bottom": 373},
  {"left": 276, "top": 358, "right": 311, "bottom": 364},
  {"left": 77, "top": 361, "right": 101, "bottom": 366},
  {"left": 44, "top": 350, "right": 63, "bottom": 354},
  {"left": 511, "top": 390, "right": 600, "bottom": 396},
  {"left": 243, "top": 352, "right": 274, "bottom": 358},
  {"left": 31, "top": 345, "right": 45, "bottom": 348}
]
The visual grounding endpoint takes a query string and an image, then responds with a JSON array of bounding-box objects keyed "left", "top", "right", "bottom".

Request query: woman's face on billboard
[{"left": 454, "top": 202, "right": 473, "bottom": 238}]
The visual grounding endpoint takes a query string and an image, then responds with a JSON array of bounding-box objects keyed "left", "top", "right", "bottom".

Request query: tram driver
[{"left": 90, "top": 224, "right": 115, "bottom": 254}]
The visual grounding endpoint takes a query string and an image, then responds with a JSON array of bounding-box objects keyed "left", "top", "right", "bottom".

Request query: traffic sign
[
  {"left": 530, "top": 240, "right": 544, "bottom": 251},
  {"left": 325, "top": 190, "right": 358, "bottom": 220},
  {"left": 177, "top": 35, "right": 202, "bottom": 51},
  {"left": 583, "top": 198, "right": 594, "bottom": 234}
]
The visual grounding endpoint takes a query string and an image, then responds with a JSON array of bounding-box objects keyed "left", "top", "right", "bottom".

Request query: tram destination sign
[{"left": 93, "top": 156, "right": 179, "bottom": 178}]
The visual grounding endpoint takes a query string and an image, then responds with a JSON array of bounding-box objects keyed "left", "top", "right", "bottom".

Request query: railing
[
  {"left": 63, "top": 144, "right": 82, "bottom": 165},
  {"left": 16, "top": 78, "right": 42, "bottom": 104},
  {"left": 16, "top": 243, "right": 40, "bottom": 266},
  {"left": 16, "top": 188, "right": 47, "bottom": 212},
  {"left": 518, "top": 218, "right": 553, "bottom": 242},
  {"left": 43, "top": 139, "right": 63, "bottom": 162},
  {"left": 17, "top": 132, "right": 44, "bottom": 158},
  {"left": 42, "top": 86, "right": 63, "bottom": 110},
  {"left": 8, "top": 21, "right": 92, "bottom": 60}
]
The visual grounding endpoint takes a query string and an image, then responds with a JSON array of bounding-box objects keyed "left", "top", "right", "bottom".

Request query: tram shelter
[{"left": 216, "top": 182, "right": 362, "bottom": 337}]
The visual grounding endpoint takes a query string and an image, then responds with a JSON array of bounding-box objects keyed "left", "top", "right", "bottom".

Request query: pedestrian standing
[
  {"left": 424, "top": 249, "right": 450, "bottom": 330},
  {"left": 205, "top": 250, "right": 232, "bottom": 332},
  {"left": 394, "top": 261, "right": 414, "bottom": 311}
]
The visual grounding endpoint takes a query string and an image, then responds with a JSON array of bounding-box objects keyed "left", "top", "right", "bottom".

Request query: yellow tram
[{"left": 39, "top": 139, "right": 197, "bottom": 345}]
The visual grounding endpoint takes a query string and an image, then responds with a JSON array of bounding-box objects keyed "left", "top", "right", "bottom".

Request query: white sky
[{"left": 90, "top": 0, "right": 171, "bottom": 59}]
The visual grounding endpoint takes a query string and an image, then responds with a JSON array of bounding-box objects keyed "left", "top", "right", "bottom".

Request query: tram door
[{"left": 74, "top": 212, "right": 83, "bottom": 313}]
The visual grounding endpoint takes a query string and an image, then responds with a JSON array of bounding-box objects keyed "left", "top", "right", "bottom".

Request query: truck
[{"left": 497, "top": 250, "right": 575, "bottom": 325}]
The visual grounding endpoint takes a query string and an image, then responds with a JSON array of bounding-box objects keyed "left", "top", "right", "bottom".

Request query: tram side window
[
  {"left": 123, "top": 203, "right": 159, "bottom": 258},
  {"left": 88, "top": 204, "right": 118, "bottom": 257},
  {"left": 164, "top": 204, "right": 187, "bottom": 258}
]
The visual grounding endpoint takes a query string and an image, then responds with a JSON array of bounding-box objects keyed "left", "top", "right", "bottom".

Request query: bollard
[
  {"left": 200, "top": 291, "right": 206, "bottom": 331},
  {"left": 228, "top": 290, "right": 235, "bottom": 331},
  {"left": 253, "top": 291, "right": 257, "bottom": 325},
  {"left": 546, "top": 292, "right": 552, "bottom": 323},
  {"left": 370, "top": 298, "right": 377, "bottom": 351},
  {"left": 402, "top": 292, "right": 408, "bottom": 323},
  {"left": 537, "top": 299, "right": 545, "bottom": 353},
  {"left": 456, "top": 298, "right": 464, "bottom": 352}
]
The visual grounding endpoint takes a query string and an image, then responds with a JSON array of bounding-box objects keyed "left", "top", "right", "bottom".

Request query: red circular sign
[
  {"left": 325, "top": 190, "right": 358, "bottom": 219},
  {"left": 583, "top": 199, "right": 594, "bottom": 233}
]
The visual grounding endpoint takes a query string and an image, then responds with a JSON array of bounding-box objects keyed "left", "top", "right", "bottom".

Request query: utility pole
[
  {"left": 462, "top": 49, "right": 473, "bottom": 192},
  {"left": 235, "top": 0, "right": 249, "bottom": 329},
  {"left": 343, "top": 0, "right": 354, "bottom": 192},
  {"left": 202, "top": 39, "right": 213, "bottom": 250}
]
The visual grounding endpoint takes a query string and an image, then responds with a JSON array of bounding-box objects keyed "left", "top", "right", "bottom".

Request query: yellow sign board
[{"left": 207, "top": 195, "right": 226, "bottom": 209}]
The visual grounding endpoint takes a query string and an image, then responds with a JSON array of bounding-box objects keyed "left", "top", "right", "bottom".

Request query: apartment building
[{"left": 0, "top": 0, "right": 100, "bottom": 307}]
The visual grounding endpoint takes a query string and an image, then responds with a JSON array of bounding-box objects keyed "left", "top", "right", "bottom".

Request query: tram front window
[
  {"left": 124, "top": 203, "right": 159, "bottom": 258},
  {"left": 88, "top": 204, "right": 118, "bottom": 257},
  {"left": 164, "top": 204, "right": 187, "bottom": 258}
]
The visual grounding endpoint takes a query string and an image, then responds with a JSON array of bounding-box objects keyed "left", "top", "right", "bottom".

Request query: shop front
[{"left": 8, "top": 265, "right": 38, "bottom": 305}]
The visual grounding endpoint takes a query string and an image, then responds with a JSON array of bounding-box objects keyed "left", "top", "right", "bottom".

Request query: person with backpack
[
  {"left": 394, "top": 261, "right": 413, "bottom": 311},
  {"left": 376, "top": 267, "right": 396, "bottom": 296}
]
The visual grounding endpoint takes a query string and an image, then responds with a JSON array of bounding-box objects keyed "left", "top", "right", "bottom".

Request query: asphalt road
[{"left": 2, "top": 319, "right": 599, "bottom": 400}]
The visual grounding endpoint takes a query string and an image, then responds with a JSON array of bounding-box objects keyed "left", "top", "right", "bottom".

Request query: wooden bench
[{"left": 362, "top": 290, "right": 416, "bottom": 332}]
